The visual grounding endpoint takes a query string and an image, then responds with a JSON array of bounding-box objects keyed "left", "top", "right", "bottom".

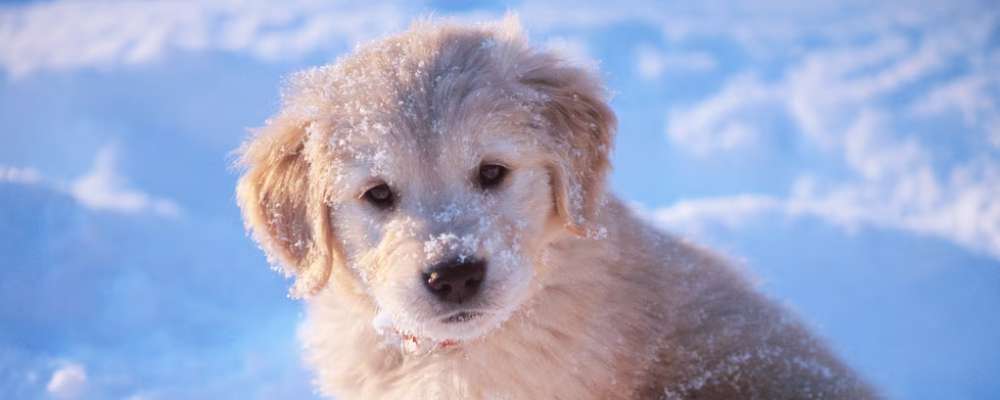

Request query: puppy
[{"left": 236, "top": 16, "right": 877, "bottom": 400}]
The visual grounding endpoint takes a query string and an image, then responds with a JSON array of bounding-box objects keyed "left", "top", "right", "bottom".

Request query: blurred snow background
[{"left": 1, "top": 0, "right": 998, "bottom": 398}]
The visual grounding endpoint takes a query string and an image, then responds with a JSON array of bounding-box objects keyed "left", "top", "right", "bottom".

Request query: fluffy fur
[{"left": 236, "top": 16, "right": 878, "bottom": 399}]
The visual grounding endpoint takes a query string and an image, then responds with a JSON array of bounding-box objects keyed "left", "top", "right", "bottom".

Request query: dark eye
[
  {"left": 363, "top": 183, "right": 395, "bottom": 209},
  {"left": 478, "top": 163, "right": 509, "bottom": 189}
]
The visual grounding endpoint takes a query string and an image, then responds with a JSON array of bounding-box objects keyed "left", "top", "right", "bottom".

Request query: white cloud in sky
[
  {"left": 911, "top": 72, "right": 1000, "bottom": 148},
  {"left": 651, "top": 156, "right": 1000, "bottom": 258},
  {"left": 655, "top": 12, "right": 1000, "bottom": 260},
  {"left": 70, "top": 145, "right": 180, "bottom": 217},
  {"left": 666, "top": 73, "right": 780, "bottom": 155},
  {"left": 0, "top": 1, "right": 410, "bottom": 77},
  {"left": 46, "top": 362, "right": 87, "bottom": 400},
  {"left": 644, "top": 195, "right": 781, "bottom": 238},
  {"left": 0, "top": 165, "right": 42, "bottom": 184},
  {"left": 543, "top": 36, "right": 595, "bottom": 69},
  {"left": 518, "top": 0, "right": 952, "bottom": 63},
  {"left": 2, "top": 146, "right": 184, "bottom": 218},
  {"left": 636, "top": 45, "right": 716, "bottom": 80},
  {"left": 0, "top": 0, "right": 927, "bottom": 79},
  {"left": 124, "top": 392, "right": 159, "bottom": 400},
  {"left": 652, "top": 161, "right": 1000, "bottom": 261},
  {"left": 2, "top": 0, "right": 972, "bottom": 81}
]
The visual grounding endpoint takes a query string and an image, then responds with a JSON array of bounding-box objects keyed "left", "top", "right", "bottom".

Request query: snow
[{"left": 423, "top": 232, "right": 479, "bottom": 262}]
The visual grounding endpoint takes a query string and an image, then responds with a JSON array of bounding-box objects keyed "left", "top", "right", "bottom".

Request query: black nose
[{"left": 423, "top": 258, "right": 486, "bottom": 304}]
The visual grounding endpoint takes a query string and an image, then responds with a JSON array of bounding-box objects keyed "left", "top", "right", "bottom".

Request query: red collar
[{"left": 397, "top": 331, "right": 461, "bottom": 353}]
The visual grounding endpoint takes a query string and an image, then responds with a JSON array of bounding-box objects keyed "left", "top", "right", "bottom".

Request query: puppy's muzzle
[{"left": 423, "top": 258, "right": 486, "bottom": 304}]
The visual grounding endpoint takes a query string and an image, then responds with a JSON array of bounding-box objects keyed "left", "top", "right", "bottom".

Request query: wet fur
[{"left": 236, "top": 16, "right": 878, "bottom": 400}]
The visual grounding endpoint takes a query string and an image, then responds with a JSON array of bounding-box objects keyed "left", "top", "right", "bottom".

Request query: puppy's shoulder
[
  {"left": 596, "top": 198, "right": 879, "bottom": 399},
  {"left": 596, "top": 196, "right": 747, "bottom": 292}
]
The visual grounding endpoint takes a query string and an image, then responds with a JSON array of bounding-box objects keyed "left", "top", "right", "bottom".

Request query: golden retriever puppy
[{"left": 236, "top": 16, "right": 877, "bottom": 400}]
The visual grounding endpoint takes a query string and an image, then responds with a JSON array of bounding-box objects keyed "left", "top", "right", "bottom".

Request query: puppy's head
[{"left": 236, "top": 16, "right": 615, "bottom": 342}]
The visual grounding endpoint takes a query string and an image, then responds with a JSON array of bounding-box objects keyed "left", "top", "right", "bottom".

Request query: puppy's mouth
[{"left": 441, "top": 310, "right": 484, "bottom": 324}]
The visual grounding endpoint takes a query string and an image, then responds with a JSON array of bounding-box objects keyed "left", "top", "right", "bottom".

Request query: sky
[{"left": 1, "top": 0, "right": 998, "bottom": 399}]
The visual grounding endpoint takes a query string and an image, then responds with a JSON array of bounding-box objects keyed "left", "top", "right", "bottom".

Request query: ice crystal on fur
[{"left": 371, "top": 310, "right": 394, "bottom": 335}]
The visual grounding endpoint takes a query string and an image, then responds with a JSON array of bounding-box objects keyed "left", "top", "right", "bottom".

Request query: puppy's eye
[
  {"left": 478, "top": 164, "right": 509, "bottom": 189},
  {"left": 363, "top": 184, "right": 395, "bottom": 209}
]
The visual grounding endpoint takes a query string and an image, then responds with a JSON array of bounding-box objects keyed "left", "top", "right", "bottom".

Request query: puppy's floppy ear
[
  {"left": 520, "top": 55, "right": 617, "bottom": 236},
  {"left": 236, "top": 114, "right": 335, "bottom": 298}
]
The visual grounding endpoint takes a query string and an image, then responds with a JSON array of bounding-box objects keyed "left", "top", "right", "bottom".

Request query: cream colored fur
[{"left": 236, "top": 16, "right": 878, "bottom": 400}]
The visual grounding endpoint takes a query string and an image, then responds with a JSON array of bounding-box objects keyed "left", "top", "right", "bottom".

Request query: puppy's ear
[
  {"left": 520, "top": 57, "right": 617, "bottom": 236},
  {"left": 236, "top": 114, "right": 335, "bottom": 297}
]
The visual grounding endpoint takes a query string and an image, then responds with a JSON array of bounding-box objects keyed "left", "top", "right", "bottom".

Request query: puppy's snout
[{"left": 423, "top": 258, "right": 486, "bottom": 304}]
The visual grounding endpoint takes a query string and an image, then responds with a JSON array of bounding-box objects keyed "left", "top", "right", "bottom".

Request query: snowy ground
[{"left": 1, "top": 1, "right": 998, "bottom": 398}]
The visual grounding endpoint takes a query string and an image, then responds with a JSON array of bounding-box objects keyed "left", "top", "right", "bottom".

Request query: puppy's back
[{"left": 594, "top": 200, "right": 877, "bottom": 399}]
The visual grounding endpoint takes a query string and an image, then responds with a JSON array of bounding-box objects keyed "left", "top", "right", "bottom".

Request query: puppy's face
[
  {"left": 236, "top": 20, "right": 615, "bottom": 343},
  {"left": 329, "top": 110, "right": 556, "bottom": 341}
]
